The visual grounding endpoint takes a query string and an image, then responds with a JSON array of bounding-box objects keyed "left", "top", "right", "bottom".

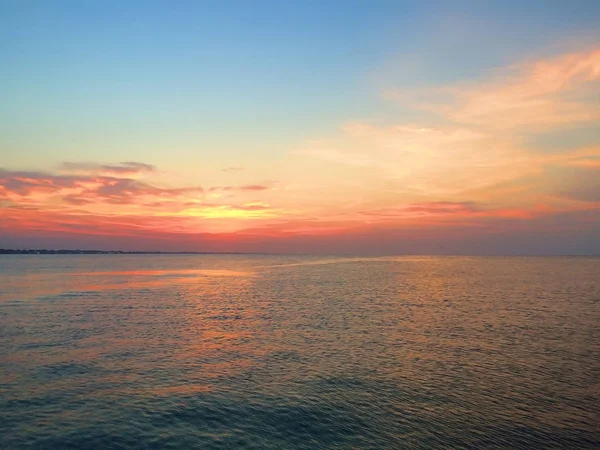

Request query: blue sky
[{"left": 3, "top": 1, "right": 599, "bottom": 166}]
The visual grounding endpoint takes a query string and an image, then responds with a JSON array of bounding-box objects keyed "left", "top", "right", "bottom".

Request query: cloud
[
  {"left": 208, "top": 184, "right": 270, "bottom": 192},
  {"left": 360, "top": 202, "right": 479, "bottom": 218},
  {"left": 566, "top": 156, "right": 600, "bottom": 169},
  {"left": 303, "top": 46, "right": 600, "bottom": 206},
  {"left": 239, "top": 184, "right": 270, "bottom": 191},
  {"left": 222, "top": 166, "right": 244, "bottom": 173},
  {"left": 0, "top": 167, "right": 203, "bottom": 206},
  {"left": 0, "top": 169, "right": 87, "bottom": 196},
  {"left": 300, "top": 122, "right": 529, "bottom": 196},
  {"left": 405, "top": 201, "right": 480, "bottom": 214},
  {"left": 356, "top": 202, "right": 553, "bottom": 223},
  {"left": 93, "top": 179, "right": 204, "bottom": 204},
  {"left": 61, "top": 161, "right": 157, "bottom": 176},
  {"left": 549, "top": 166, "right": 600, "bottom": 203},
  {"left": 395, "top": 47, "right": 600, "bottom": 132},
  {"left": 0, "top": 163, "right": 279, "bottom": 235},
  {"left": 62, "top": 195, "right": 94, "bottom": 206}
]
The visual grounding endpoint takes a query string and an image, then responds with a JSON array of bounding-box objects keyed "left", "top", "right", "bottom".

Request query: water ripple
[{"left": 1, "top": 255, "right": 599, "bottom": 448}]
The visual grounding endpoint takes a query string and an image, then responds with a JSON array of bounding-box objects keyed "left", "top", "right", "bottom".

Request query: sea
[{"left": 1, "top": 255, "right": 599, "bottom": 449}]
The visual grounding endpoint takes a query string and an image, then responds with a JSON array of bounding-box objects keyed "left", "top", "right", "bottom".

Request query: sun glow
[{"left": 177, "top": 204, "right": 279, "bottom": 220}]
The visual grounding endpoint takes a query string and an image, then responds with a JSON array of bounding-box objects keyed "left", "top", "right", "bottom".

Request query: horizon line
[{"left": 1, "top": 249, "right": 599, "bottom": 257}]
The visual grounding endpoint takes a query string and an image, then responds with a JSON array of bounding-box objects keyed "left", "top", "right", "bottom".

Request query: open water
[{"left": 1, "top": 255, "right": 599, "bottom": 449}]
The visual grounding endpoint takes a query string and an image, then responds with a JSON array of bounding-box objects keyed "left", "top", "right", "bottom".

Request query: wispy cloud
[
  {"left": 60, "top": 161, "right": 157, "bottom": 176},
  {"left": 360, "top": 201, "right": 480, "bottom": 218},
  {"left": 300, "top": 121, "right": 529, "bottom": 196},
  {"left": 208, "top": 184, "right": 271, "bottom": 193},
  {"left": 222, "top": 166, "right": 244, "bottom": 173},
  {"left": 303, "top": 46, "right": 600, "bottom": 209},
  {"left": 390, "top": 47, "right": 600, "bottom": 132}
]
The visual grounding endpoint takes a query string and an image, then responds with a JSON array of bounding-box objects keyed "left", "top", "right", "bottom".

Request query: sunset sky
[{"left": 2, "top": 1, "right": 600, "bottom": 254}]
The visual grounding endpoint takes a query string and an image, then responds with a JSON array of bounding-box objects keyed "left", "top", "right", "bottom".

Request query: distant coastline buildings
[
  {"left": 0, "top": 249, "right": 141, "bottom": 255},
  {"left": 0, "top": 249, "right": 258, "bottom": 255}
]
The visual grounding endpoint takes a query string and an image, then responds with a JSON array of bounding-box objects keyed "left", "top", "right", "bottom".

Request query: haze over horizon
[{"left": 2, "top": 1, "right": 600, "bottom": 255}]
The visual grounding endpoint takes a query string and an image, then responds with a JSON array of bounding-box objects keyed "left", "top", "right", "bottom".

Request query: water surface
[{"left": 1, "top": 255, "right": 599, "bottom": 448}]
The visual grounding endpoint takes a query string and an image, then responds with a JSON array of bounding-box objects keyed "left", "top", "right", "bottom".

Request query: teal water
[{"left": 1, "top": 255, "right": 599, "bottom": 449}]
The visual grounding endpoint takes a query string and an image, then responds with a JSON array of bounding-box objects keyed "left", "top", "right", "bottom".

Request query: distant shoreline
[
  {"left": 1, "top": 249, "right": 598, "bottom": 257},
  {"left": 0, "top": 249, "right": 263, "bottom": 255}
]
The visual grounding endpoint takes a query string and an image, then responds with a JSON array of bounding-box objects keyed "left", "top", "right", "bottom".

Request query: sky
[{"left": 1, "top": 0, "right": 600, "bottom": 254}]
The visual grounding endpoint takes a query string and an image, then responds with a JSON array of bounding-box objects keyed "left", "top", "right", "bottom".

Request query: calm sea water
[{"left": 1, "top": 255, "right": 599, "bottom": 449}]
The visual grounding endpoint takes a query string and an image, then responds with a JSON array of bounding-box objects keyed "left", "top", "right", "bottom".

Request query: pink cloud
[
  {"left": 0, "top": 168, "right": 204, "bottom": 206},
  {"left": 0, "top": 169, "right": 89, "bottom": 196}
]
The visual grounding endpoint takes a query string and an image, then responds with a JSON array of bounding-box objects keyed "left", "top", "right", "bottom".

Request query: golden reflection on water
[
  {"left": 1, "top": 268, "right": 254, "bottom": 301},
  {"left": 1, "top": 262, "right": 262, "bottom": 403},
  {"left": 72, "top": 269, "right": 254, "bottom": 277}
]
